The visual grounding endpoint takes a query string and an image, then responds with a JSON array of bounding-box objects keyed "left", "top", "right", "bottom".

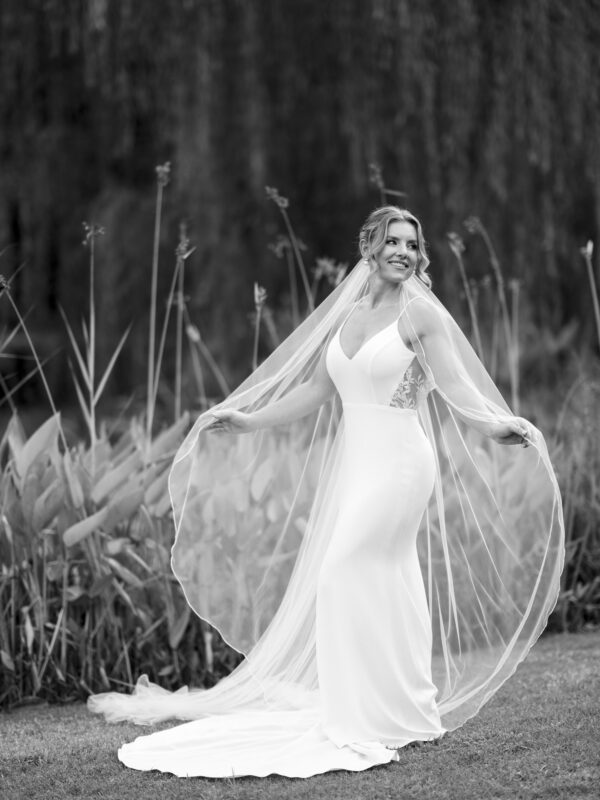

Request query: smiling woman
[
  {"left": 89, "top": 207, "right": 564, "bottom": 780},
  {"left": 360, "top": 207, "right": 432, "bottom": 288},
  {"left": 371, "top": 219, "right": 419, "bottom": 278}
]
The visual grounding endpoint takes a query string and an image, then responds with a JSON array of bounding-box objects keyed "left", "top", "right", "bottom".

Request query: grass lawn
[{"left": 1, "top": 629, "right": 599, "bottom": 800}]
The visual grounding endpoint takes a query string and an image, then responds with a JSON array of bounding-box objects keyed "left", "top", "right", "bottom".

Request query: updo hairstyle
[{"left": 358, "top": 206, "right": 432, "bottom": 289}]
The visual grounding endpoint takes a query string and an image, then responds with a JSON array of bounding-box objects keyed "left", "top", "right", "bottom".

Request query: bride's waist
[
  {"left": 340, "top": 403, "right": 431, "bottom": 462},
  {"left": 342, "top": 401, "right": 419, "bottom": 418}
]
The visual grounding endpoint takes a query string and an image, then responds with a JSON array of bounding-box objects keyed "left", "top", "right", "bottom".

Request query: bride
[{"left": 89, "top": 207, "right": 564, "bottom": 779}]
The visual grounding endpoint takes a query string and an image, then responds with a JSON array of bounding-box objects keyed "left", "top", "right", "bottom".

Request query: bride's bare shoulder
[{"left": 402, "top": 294, "right": 442, "bottom": 336}]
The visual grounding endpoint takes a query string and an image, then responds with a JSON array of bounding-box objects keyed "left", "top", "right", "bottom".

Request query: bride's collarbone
[
  {"left": 339, "top": 306, "right": 414, "bottom": 354},
  {"left": 347, "top": 306, "right": 398, "bottom": 335}
]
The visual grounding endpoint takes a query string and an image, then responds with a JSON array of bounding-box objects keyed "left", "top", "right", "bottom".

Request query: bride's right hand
[{"left": 204, "top": 409, "right": 256, "bottom": 435}]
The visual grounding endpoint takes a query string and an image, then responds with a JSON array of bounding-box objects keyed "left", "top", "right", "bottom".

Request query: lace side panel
[{"left": 389, "top": 357, "right": 430, "bottom": 410}]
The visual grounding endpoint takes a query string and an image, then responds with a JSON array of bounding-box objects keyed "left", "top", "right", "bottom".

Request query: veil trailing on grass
[{"left": 89, "top": 260, "right": 564, "bottom": 732}]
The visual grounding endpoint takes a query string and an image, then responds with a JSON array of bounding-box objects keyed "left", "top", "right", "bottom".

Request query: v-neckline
[{"left": 337, "top": 316, "right": 400, "bottom": 361}]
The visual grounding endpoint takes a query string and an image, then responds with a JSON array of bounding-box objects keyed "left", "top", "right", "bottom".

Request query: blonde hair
[{"left": 359, "top": 206, "right": 432, "bottom": 289}]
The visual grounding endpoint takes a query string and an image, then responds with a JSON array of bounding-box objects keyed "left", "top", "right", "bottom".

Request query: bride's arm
[
  {"left": 206, "top": 349, "right": 337, "bottom": 434},
  {"left": 408, "top": 300, "right": 533, "bottom": 446}
]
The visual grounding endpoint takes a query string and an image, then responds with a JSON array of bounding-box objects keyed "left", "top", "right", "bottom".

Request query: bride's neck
[{"left": 365, "top": 273, "right": 405, "bottom": 309}]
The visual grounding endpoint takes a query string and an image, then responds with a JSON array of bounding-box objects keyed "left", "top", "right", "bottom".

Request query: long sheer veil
[{"left": 88, "top": 261, "right": 564, "bottom": 731}]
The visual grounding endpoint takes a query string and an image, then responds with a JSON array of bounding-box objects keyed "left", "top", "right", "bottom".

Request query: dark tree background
[{"left": 0, "top": 0, "right": 598, "bottom": 413}]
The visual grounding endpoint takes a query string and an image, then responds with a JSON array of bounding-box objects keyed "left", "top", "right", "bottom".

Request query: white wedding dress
[
  {"left": 114, "top": 317, "right": 445, "bottom": 777},
  {"left": 90, "top": 268, "right": 563, "bottom": 779}
]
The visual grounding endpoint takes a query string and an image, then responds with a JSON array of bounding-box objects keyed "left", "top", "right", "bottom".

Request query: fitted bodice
[{"left": 326, "top": 318, "right": 431, "bottom": 409}]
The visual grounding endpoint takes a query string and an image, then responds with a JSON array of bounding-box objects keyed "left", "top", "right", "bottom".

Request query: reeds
[
  {"left": 446, "top": 232, "right": 484, "bottom": 360},
  {"left": 184, "top": 314, "right": 231, "bottom": 399},
  {"left": 0, "top": 275, "right": 68, "bottom": 453},
  {"left": 61, "top": 223, "right": 130, "bottom": 477},
  {"left": 552, "top": 371, "right": 600, "bottom": 632},
  {"left": 447, "top": 218, "right": 521, "bottom": 413},
  {"left": 580, "top": 240, "right": 600, "bottom": 350},
  {"left": 269, "top": 234, "right": 307, "bottom": 328},
  {"left": 266, "top": 186, "right": 314, "bottom": 313},
  {"left": 146, "top": 162, "right": 171, "bottom": 446},
  {"left": 252, "top": 283, "right": 267, "bottom": 371},
  {"left": 446, "top": 224, "right": 600, "bottom": 632},
  {"left": 463, "top": 216, "right": 520, "bottom": 413}
]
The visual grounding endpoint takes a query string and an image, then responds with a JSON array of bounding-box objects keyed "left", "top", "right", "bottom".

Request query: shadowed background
[{"left": 0, "top": 0, "right": 599, "bottom": 415}]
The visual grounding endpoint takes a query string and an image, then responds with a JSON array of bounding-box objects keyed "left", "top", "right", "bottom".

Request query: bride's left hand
[{"left": 489, "top": 418, "right": 536, "bottom": 447}]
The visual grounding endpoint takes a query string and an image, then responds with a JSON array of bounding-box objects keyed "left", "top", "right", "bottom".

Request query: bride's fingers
[
  {"left": 205, "top": 413, "right": 230, "bottom": 433},
  {"left": 521, "top": 427, "right": 536, "bottom": 446},
  {"left": 517, "top": 418, "right": 536, "bottom": 438},
  {"left": 207, "top": 423, "right": 229, "bottom": 434},
  {"left": 508, "top": 426, "right": 528, "bottom": 446},
  {"left": 515, "top": 427, "right": 533, "bottom": 447},
  {"left": 509, "top": 419, "right": 535, "bottom": 447},
  {"left": 495, "top": 426, "right": 530, "bottom": 446}
]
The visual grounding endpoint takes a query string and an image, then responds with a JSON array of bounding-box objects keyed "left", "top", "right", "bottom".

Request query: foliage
[
  {"left": 0, "top": 409, "right": 245, "bottom": 707},
  {"left": 446, "top": 214, "right": 600, "bottom": 634},
  {"left": 549, "top": 373, "right": 600, "bottom": 632}
]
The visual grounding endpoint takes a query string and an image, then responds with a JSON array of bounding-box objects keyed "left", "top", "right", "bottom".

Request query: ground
[{"left": 1, "top": 630, "right": 599, "bottom": 800}]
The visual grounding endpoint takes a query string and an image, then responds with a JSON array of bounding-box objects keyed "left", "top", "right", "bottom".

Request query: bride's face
[{"left": 372, "top": 220, "right": 419, "bottom": 283}]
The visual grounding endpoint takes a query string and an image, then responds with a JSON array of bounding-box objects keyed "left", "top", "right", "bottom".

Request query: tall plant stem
[
  {"left": 252, "top": 283, "right": 267, "bottom": 371},
  {"left": 280, "top": 208, "right": 314, "bottom": 313},
  {"left": 183, "top": 307, "right": 230, "bottom": 398},
  {"left": 470, "top": 219, "right": 519, "bottom": 412},
  {"left": 175, "top": 268, "right": 184, "bottom": 419},
  {"left": 151, "top": 259, "right": 182, "bottom": 419},
  {"left": 0, "top": 372, "right": 17, "bottom": 415},
  {"left": 152, "top": 224, "right": 194, "bottom": 421},
  {"left": 285, "top": 245, "right": 300, "bottom": 327},
  {"left": 174, "top": 224, "right": 187, "bottom": 421},
  {"left": 0, "top": 285, "right": 68, "bottom": 453},
  {"left": 187, "top": 336, "right": 207, "bottom": 408},
  {"left": 449, "top": 245, "right": 484, "bottom": 360},
  {"left": 510, "top": 281, "right": 520, "bottom": 413},
  {"left": 146, "top": 163, "right": 170, "bottom": 449},
  {"left": 147, "top": 185, "right": 163, "bottom": 441},
  {"left": 252, "top": 308, "right": 262, "bottom": 371},
  {"left": 60, "top": 558, "right": 68, "bottom": 673},
  {"left": 383, "top": 187, "right": 408, "bottom": 203},
  {"left": 88, "top": 232, "right": 97, "bottom": 475},
  {"left": 581, "top": 242, "right": 600, "bottom": 350},
  {"left": 489, "top": 301, "right": 499, "bottom": 382}
]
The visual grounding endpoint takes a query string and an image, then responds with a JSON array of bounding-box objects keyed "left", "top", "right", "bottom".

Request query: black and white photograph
[{"left": 0, "top": 2, "right": 598, "bottom": 798}]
